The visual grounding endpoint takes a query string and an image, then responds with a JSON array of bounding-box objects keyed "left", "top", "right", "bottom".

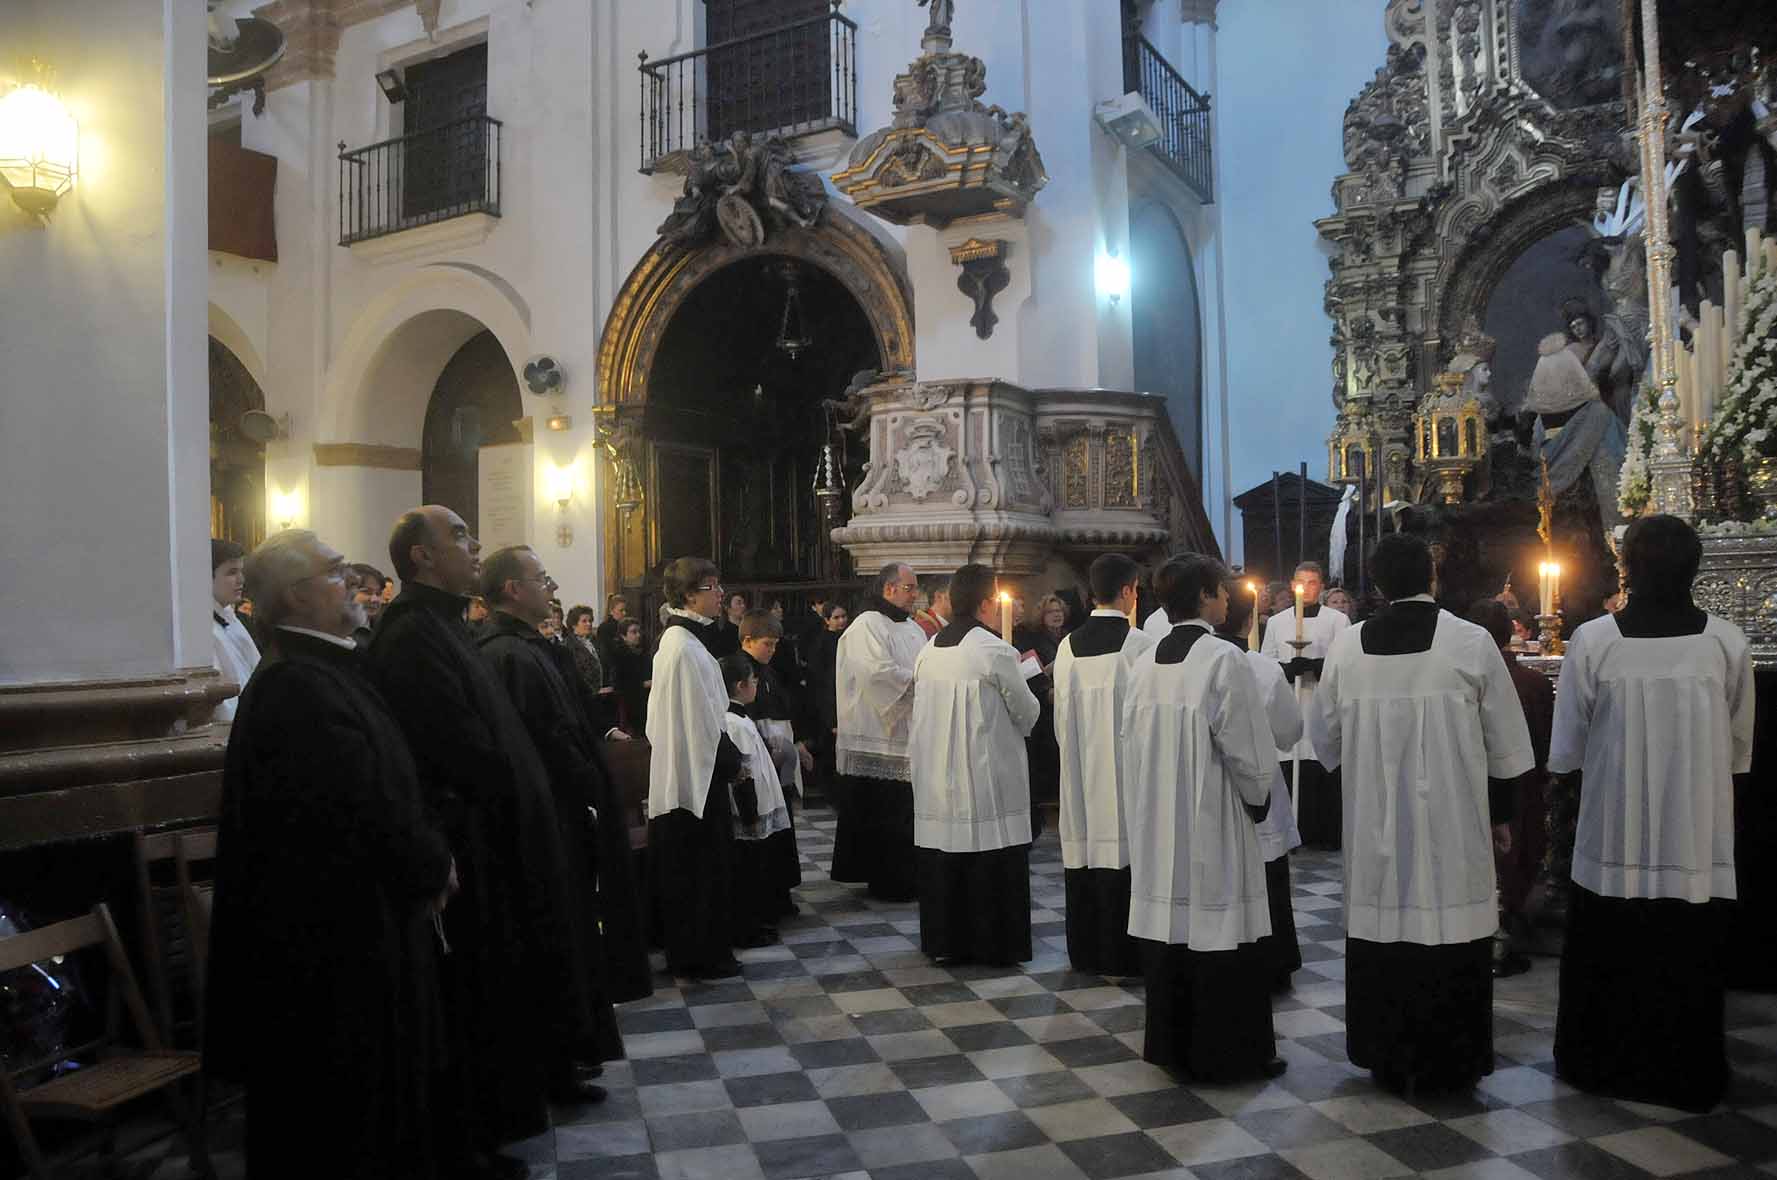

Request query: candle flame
[
  {"left": 998, "top": 591, "right": 1011, "bottom": 603},
  {"left": 1293, "top": 583, "right": 1304, "bottom": 594},
  {"left": 1246, "top": 581, "right": 1257, "bottom": 594}
]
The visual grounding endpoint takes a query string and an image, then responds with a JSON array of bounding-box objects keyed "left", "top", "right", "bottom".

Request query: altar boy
[
  {"left": 1261, "top": 562, "right": 1350, "bottom": 848},
  {"left": 1052, "top": 553, "right": 1155, "bottom": 976},
  {"left": 910, "top": 563, "right": 1042, "bottom": 965},
  {"left": 1124, "top": 555, "right": 1282, "bottom": 1082}
]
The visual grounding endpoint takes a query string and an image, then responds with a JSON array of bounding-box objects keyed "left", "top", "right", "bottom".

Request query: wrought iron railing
[
  {"left": 1123, "top": 35, "right": 1213, "bottom": 203},
  {"left": 337, "top": 114, "right": 503, "bottom": 246},
  {"left": 638, "top": 6, "right": 857, "bottom": 174}
]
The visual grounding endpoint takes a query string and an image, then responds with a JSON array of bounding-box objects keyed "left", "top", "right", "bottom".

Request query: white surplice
[
  {"left": 1261, "top": 605, "right": 1350, "bottom": 761},
  {"left": 910, "top": 625, "right": 1042, "bottom": 853},
  {"left": 1548, "top": 612, "right": 1755, "bottom": 903},
  {"left": 211, "top": 605, "right": 261, "bottom": 722},
  {"left": 1053, "top": 610, "right": 1156, "bottom": 870},
  {"left": 835, "top": 609, "right": 929, "bottom": 782},
  {"left": 1141, "top": 607, "right": 1172, "bottom": 641},
  {"left": 646, "top": 621, "right": 729, "bottom": 818},
  {"left": 1307, "top": 599, "right": 1535, "bottom": 945},
  {"left": 1123, "top": 620, "right": 1274, "bottom": 951},
  {"left": 724, "top": 709, "right": 792, "bottom": 840},
  {"left": 1245, "top": 648, "right": 1303, "bottom": 862}
]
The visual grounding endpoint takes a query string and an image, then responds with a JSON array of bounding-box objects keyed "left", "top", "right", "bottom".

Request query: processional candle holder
[{"left": 591, "top": 404, "right": 644, "bottom": 515}]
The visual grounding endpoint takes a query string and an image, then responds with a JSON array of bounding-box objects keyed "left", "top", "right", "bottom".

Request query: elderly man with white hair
[{"left": 206, "top": 529, "right": 456, "bottom": 1180}]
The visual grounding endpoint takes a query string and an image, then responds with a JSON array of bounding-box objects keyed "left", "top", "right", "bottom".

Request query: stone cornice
[
  {"left": 253, "top": 0, "right": 441, "bottom": 90},
  {"left": 313, "top": 442, "right": 423, "bottom": 469}
]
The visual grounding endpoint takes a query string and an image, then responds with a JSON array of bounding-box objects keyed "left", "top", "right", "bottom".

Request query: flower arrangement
[
  {"left": 1616, "top": 379, "right": 1659, "bottom": 518},
  {"left": 1700, "top": 256, "right": 1777, "bottom": 471}
]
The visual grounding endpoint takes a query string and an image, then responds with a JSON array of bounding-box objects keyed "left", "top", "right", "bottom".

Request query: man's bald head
[{"left": 389, "top": 504, "right": 481, "bottom": 595}]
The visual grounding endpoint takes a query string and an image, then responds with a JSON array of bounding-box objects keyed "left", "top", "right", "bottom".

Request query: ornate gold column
[{"left": 1639, "top": 0, "right": 1694, "bottom": 517}]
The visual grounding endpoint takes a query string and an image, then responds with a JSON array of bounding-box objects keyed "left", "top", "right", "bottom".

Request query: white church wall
[
  {"left": 1216, "top": 0, "right": 1386, "bottom": 562},
  {"left": 0, "top": 0, "right": 210, "bottom": 685}
]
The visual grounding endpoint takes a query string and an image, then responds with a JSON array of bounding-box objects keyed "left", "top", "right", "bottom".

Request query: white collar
[
  {"left": 1090, "top": 608, "right": 1129, "bottom": 619},
  {"left": 667, "top": 606, "right": 716, "bottom": 625},
  {"left": 1390, "top": 594, "right": 1437, "bottom": 605},
  {"left": 276, "top": 624, "right": 359, "bottom": 651},
  {"left": 1176, "top": 618, "right": 1213, "bottom": 631},
  {"left": 214, "top": 602, "right": 239, "bottom": 619}
]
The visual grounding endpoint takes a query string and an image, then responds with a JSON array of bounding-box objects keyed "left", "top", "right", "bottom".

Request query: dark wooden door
[
  {"left": 403, "top": 42, "right": 488, "bottom": 221},
  {"left": 705, "top": 0, "right": 831, "bottom": 140}
]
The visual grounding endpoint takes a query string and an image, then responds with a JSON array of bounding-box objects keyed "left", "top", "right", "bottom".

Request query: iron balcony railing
[
  {"left": 638, "top": 5, "right": 857, "bottom": 174},
  {"left": 338, "top": 114, "right": 503, "bottom": 246},
  {"left": 1123, "top": 35, "right": 1213, "bottom": 203}
]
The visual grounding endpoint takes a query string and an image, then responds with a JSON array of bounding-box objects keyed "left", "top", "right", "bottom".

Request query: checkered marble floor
[{"left": 118, "top": 804, "right": 1777, "bottom": 1180}]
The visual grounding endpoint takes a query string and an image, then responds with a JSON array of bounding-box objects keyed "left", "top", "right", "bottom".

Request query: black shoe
[
  {"left": 735, "top": 929, "right": 778, "bottom": 950},
  {"left": 1260, "top": 1057, "right": 1288, "bottom": 1079},
  {"left": 549, "top": 1076, "right": 609, "bottom": 1105},
  {"left": 693, "top": 958, "right": 743, "bottom": 980}
]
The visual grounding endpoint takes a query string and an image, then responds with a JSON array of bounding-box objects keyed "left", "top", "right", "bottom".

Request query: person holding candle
[
  {"left": 1216, "top": 575, "right": 1306, "bottom": 992},
  {"left": 1051, "top": 554, "right": 1157, "bottom": 976},
  {"left": 1124, "top": 554, "right": 1283, "bottom": 1082},
  {"left": 910, "top": 563, "right": 1043, "bottom": 965},
  {"left": 1308, "top": 533, "right": 1532, "bottom": 1095},
  {"left": 1260, "top": 561, "right": 1350, "bottom": 850},
  {"left": 1548, "top": 515, "right": 1756, "bottom": 1113},
  {"left": 832, "top": 561, "right": 928, "bottom": 901}
]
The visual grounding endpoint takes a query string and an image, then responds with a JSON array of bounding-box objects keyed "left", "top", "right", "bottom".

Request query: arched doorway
[
  {"left": 209, "top": 337, "right": 267, "bottom": 546},
  {"left": 420, "top": 329, "right": 523, "bottom": 536},
  {"left": 598, "top": 211, "right": 915, "bottom": 599},
  {"left": 643, "top": 256, "right": 881, "bottom": 587},
  {"left": 1130, "top": 204, "right": 1204, "bottom": 480}
]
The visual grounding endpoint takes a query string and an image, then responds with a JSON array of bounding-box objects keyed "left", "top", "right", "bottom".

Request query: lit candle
[
  {"left": 999, "top": 591, "right": 1013, "bottom": 644},
  {"left": 1247, "top": 581, "right": 1261, "bottom": 649},
  {"left": 1293, "top": 582, "right": 1305, "bottom": 644},
  {"left": 1548, "top": 562, "right": 1560, "bottom": 613},
  {"left": 1537, "top": 562, "right": 1548, "bottom": 611}
]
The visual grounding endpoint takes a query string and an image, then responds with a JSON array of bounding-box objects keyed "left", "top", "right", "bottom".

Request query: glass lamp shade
[{"left": 0, "top": 83, "right": 78, "bottom": 217}]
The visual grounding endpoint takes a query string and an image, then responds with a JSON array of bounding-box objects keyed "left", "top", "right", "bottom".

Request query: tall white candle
[
  {"left": 1724, "top": 248, "right": 1742, "bottom": 349},
  {"left": 1293, "top": 583, "right": 1305, "bottom": 644},
  {"left": 1698, "top": 304, "right": 1717, "bottom": 430},
  {"left": 999, "top": 591, "right": 1013, "bottom": 643},
  {"left": 1247, "top": 582, "right": 1261, "bottom": 650},
  {"left": 1749, "top": 227, "right": 1765, "bottom": 274}
]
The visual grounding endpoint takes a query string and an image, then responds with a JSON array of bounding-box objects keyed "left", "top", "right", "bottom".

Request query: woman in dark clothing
[
  {"left": 1013, "top": 594, "right": 1071, "bottom": 829},
  {"left": 607, "top": 618, "right": 652, "bottom": 736}
]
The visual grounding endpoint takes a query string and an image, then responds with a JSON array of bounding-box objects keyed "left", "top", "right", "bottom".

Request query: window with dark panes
[
  {"left": 402, "top": 41, "right": 488, "bottom": 221},
  {"left": 705, "top": 0, "right": 831, "bottom": 140}
]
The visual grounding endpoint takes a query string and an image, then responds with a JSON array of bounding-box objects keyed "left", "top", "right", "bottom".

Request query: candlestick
[
  {"left": 1293, "top": 582, "right": 1305, "bottom": 644},
  {"left": 999, "top": 591, "right": 1013, "bottom": 644},
  {"left": 1247, "top": 581, "right": 1260, "bottom": 649}
]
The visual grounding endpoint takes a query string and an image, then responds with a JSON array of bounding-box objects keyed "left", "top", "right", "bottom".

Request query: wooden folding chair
[
  {"left": 130, "top": 827, "right": 217, "bottom": 1052},
  {"left": 172, "top": 831, "right": 218, "bottom": 1039},
  {"left": 0, "top": 904, "right": 210, "bottom": 1180}
]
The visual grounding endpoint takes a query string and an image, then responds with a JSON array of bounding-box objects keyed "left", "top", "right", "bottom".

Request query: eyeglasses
[
  {"left": 695, "top": 583, "right": 723, "bottom": 593},
  {"left": 518, "top": 575, "right": 558, "bottom": 590},
  {"left": 297, "top": 558, "right": 351, "bottom": 587}
]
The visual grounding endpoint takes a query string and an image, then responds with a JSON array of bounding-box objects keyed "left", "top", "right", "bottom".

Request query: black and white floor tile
[{"left": 124, "top": 804, "right": 1777, "bottom": 1180}]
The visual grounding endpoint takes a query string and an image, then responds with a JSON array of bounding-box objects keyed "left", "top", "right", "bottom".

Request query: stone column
[{"left": 0, "top": 0, "right": 227, "bottom": 847}]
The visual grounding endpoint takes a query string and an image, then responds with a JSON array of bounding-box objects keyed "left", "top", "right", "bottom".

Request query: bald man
[{"left": 366, "top": 506, "right": 601, "bottom": 1180}]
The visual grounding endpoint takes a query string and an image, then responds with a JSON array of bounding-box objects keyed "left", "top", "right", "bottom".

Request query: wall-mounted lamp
[
  {"left": 0, "top": 68, "right": 79, "bottom": 222},
  {"left": 269, "top": 488, "right": 303, "bottom": 530},
  {"left": 375, "top": 67, "right": 409, "bottom": 105},
  {"left": 1095, "top": 247, "right": 1129, "bottom": 307},
  {"left": 545, "top": 464, "right": 576, "bottom": 547}
]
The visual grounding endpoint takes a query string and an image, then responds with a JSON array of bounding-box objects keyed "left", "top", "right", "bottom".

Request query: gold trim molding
[{"left": 313, "top": 442, "right": 423, "bottom": 470}]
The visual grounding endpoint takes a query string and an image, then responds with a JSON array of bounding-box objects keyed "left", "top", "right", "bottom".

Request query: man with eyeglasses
[
  {"left": 207, "top": 529, "right": 456, "bottom": 1180},
  {"left": 474, "top": 545, "right": 635, "bottom": 1081},
  {"left": 646, "top": 556, "right": 749, "bottom": 978},
  {"left": 832, "top": 561, "right": 928, "bottom": 901},
  {"left": 367, "top": 506, "right": 602, "bottom": 1180}
]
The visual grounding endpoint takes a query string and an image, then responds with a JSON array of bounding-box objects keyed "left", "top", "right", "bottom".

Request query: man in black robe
[
  {"left": 208, "top": 529, "right": 454, "bottom": 1180},
  {"left": 367, "top": 506, "right": 601, "bottom": 1180},
  {"left": 476, "top": 543, "right": 639, "bottom": 1042}
]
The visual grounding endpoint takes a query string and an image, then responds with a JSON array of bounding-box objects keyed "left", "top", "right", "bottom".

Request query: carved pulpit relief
[{"left": 896, "top": 417, "right": 953, "bottom": 501}]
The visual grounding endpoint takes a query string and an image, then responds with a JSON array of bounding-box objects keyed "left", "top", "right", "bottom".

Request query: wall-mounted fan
[{"left": 523, "top": 355, "right": 565, "bottom": 396}]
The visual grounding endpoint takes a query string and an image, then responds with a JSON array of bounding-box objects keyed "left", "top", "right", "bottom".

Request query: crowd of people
[{"left": 203, "top": 507, "right": 1754, "bottom": 1179}]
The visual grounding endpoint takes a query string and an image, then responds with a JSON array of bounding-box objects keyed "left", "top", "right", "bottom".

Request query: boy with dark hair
[
  {"left": 1124, "top": 554, "right": 1283, "bottom": 1081},
  {"left": 718, "top": 651, "right": 794, "bottom": 945},
  {"left": 210, "top": 537, "right": 260, "bottom": 721}
]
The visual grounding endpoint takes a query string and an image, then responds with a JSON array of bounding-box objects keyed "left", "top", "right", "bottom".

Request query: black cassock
[
  {"left": 367, "top": 583, "right": 594, "bottom": 1152},
  {"left": 1340, "top": 600, "right": 1517, "bottom": 1094},
  {"left": 649, "top": 614, "right": 746, "bottom": 975},
  {"left": 478, "top": 611, "right": 641, "bottom": 1032},
  {"left": 207, "top": 630, "right": 452, "bottom": 1180},
  {"left": 742, "top": 651, "right": 806, "bottom": 912}
]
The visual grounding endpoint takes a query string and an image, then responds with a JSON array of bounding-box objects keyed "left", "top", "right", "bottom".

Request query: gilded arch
[
  {"left": 595, "top": 209, "right": 915, "bottom": 594},
  {"left": 596, "top": 209, "right": 914, "bottom": 406}
]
